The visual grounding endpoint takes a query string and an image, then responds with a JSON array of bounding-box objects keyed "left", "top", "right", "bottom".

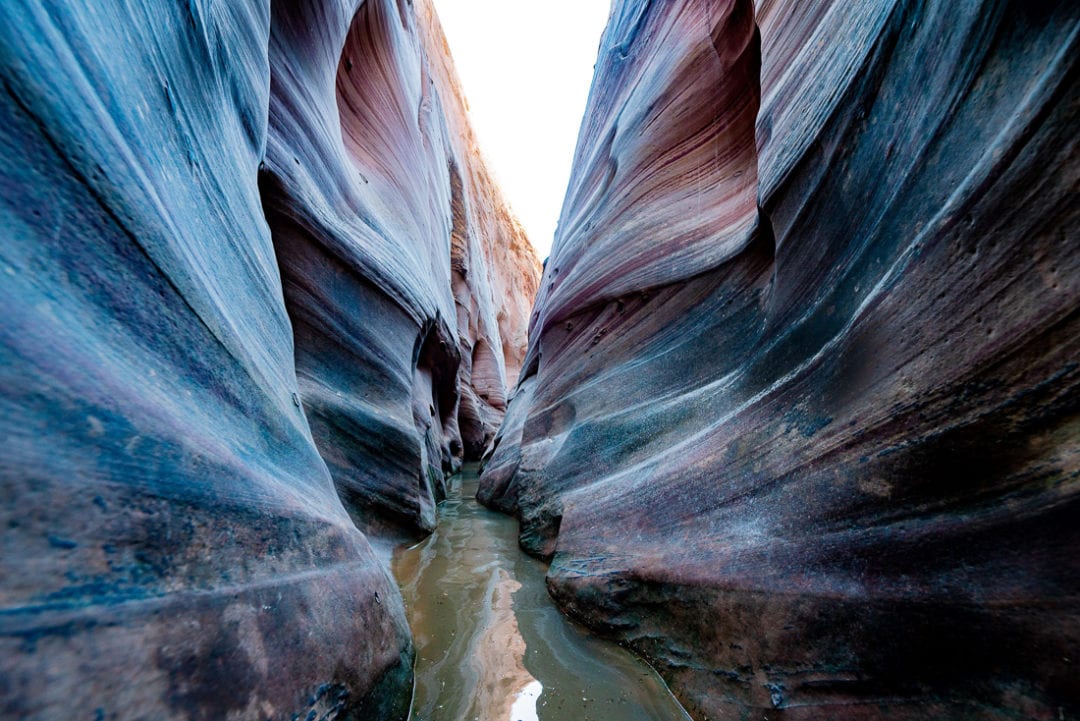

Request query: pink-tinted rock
[
  {"left": 262, "top": 0, "right": 539, "bottom": 537},
  {"left": 481, "top": 0, "right": 1080, "bottom": 719},
  {"left": 415, "top": 1, "right": 541, "bottom": 460},
  {"left": 0, "top": 0, "right": 536, "bottom": 718}
]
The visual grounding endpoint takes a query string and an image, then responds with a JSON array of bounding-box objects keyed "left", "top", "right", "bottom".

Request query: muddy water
[{"left": 391, "top": 464, "right": 692, "bottom": 721}]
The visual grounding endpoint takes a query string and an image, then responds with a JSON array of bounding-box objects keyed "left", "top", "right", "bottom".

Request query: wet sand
[{"left": 392, "top": 464, "right": 692, "bottom": 721}]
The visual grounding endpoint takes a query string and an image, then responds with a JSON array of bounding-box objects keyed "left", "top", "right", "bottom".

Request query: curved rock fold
[
  {"left": 0, "top": 0, "right": 538, "bottom": 718},
  {"left": 482, "top": 0, "right": 1080, "bottom": 719}
]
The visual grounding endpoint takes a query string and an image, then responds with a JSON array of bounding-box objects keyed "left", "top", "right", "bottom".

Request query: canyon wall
[
  {"left": 0, "top": 0, "right": 536, "bottom": 718},
  {"left": 263, "top": 0, "right": 539, "bottom": 537},
  {"left": 480, "top": 0, "right": 1080, "bottom": 719}
]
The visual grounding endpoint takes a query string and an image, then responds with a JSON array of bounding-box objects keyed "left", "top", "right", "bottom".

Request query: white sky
[{"left": 434, "top": 0, "right": 611, "bottom": 259}]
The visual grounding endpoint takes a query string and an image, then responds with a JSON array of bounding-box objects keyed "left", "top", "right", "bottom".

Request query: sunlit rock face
[
  {"left": 262, "top": 0, "right": 539, "bottom": 536},
  {"left": 481, "top": 0, "right": 1080, "bottom": 718},
  {"left": 0, "top": 0, "right": 535, "bottom": 718}
]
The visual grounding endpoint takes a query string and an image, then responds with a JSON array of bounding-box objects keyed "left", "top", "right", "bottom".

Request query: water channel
[{"left": 391, "top": 464, "right": 692, "bottom": 721}]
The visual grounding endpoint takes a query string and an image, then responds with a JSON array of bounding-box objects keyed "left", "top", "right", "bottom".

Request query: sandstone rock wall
[
  {"left": 262, "top": 0, "right": 539, "bottom": 536},
  {"left": 0, "top": 0, "right": 536, "bottom": 718},
  {"left": 481, "top": 0, "right": 1080, "bottom": 718},
  {"left": 414, "top": 0, "right": 542, "bottom": 459}
]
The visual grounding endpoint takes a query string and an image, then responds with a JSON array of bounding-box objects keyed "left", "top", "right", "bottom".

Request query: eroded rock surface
[
  {"left": 0, "top": 0, "right": 536, "bottom": 718},
  {"left": 481, "top": 0, "right": 1080, "bottom": 718},
  {"left": 263, "top": 0, "right": 539, "bottom": 537}
]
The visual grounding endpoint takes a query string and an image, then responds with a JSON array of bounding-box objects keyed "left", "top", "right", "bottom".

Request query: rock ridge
[
  {"left": 0, "top": 0, "right": 538, "bottom": 718},
  {"left": 481, "top": 0, "right": 1080, "bottom": 719}
]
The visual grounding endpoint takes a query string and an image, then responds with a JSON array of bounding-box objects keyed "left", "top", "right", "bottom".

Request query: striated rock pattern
[
  {"left": 262, "top": 0, "right": 539, "bottom": 537},
  {"left": 412, "top": 2, "right": 541, "bottom": 457},
  {"left": 0, "top": 0, "right": 536, "bottom": 719},
  {"left": 481, "top": 0, "right": 1080, "bottom": 719}
]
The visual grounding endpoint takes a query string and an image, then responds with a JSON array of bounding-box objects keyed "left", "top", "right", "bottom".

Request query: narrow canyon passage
[
  {"left": 392, "top": 464, "right": 692, "bottom": 721},
  {"left": 1, "top": 0, "right": 1077, "bottom": 717}
]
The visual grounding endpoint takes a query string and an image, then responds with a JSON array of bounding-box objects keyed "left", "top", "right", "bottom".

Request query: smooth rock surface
[
  {"left": 263, "top": 0, "right": 540, "bottom": 537},
  {"left": 481, "top": 0, "right": 1080, "bottom": 719},
  {"left": 0, "top": 0, "right": 536, "bottom": 718}
]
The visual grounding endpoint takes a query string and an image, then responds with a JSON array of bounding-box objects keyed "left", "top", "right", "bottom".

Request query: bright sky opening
[{"left": 434, "top": 0, "right": 611, "bottom": 259}]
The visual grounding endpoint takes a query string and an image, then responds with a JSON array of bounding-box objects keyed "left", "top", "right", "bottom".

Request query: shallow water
[{"left": 391, "top": 464, "right": 692, "bottom": 721}]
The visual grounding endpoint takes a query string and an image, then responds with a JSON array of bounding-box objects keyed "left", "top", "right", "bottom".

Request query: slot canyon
[{"left": 0, "top": 1, "right": 1077, "bottom": 720}]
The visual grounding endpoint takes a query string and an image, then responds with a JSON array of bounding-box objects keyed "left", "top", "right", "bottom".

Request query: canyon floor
[{"left": 392, "top": 464, "right": 692, "bottom": 721}]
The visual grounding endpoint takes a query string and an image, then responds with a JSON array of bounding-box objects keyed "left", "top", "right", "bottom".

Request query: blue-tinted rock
[{"left": 0, "top": 0, "right": 536, "bottom": 718}]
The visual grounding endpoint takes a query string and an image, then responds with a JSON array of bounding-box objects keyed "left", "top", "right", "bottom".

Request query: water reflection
[
  {"left": 391, "top": 464, "right": 690, "bottom": 721},
  {"left": 510, "top": 680, "right": 543, "bottom": 721}
]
